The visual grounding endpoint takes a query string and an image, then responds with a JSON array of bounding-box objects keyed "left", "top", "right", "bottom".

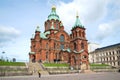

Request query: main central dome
[{"left": 48, "top": 6, "right": 60, "bottom": 20}]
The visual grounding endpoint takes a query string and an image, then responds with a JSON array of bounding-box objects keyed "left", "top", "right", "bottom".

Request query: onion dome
[
  {"left": 35, "top": 26, "right": 40, "bottom": 32},
  {"left": 48, "top": 5, "right": 60, "bottom": 20}
]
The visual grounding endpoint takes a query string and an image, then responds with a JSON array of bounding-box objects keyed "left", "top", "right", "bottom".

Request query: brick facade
[{"left": 29, "top": 6, "right": 89, "bottom": 70}]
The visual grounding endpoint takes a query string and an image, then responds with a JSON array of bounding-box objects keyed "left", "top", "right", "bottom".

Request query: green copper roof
[
  {"left": 60, "top": 22, "right": 63, "bottom": 27},
  {"left": 44, "top": 31, "right": 50, "bottom": 35},
  {"left": 67, "top": 48, "right": 71, "bottom": 53},
  {"left": 73, "top": 15, "right": 84, "bottom": 28},
  {"left": 36, "top": 26, "right": 40, "bottom": 32},
  {"left": 73, "top": 49, "right": 84, "bottom": 54},
  {"left": 48, "top": 6, "right": 60, "bottom": 20},
  {"left": 40, "top": 33, "right": 47, "bottom": 39},
  {"left": 29, "top": 52, "right": 35, "bottom": 54},
  {"left": 62, "top": 48, "right": 71, "bottom": 53},
  {"left": 31, "top": 34, "right": 34, "bottom": 39}
]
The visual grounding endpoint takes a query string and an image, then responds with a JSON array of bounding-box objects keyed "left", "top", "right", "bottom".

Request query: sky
[{"left": 0, "top": 0, "right": 120, "bottom": 62}]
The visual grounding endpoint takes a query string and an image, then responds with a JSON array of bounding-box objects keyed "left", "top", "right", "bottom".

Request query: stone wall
[{"left": 0, "top": 66, "right": 32, "bottom": 76}]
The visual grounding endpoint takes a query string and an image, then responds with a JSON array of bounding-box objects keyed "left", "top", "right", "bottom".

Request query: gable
[{"left": 55, "top": 30, "right": 70, "bottom": 42}]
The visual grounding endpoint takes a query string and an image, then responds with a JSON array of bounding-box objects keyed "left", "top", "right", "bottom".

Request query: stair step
[{"left": 27, "top": 62, "right": 49, "bottom": 75}]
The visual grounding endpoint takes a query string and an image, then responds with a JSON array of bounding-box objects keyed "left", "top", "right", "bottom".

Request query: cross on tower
[{"left": 49, "top": 0, "right": 57, "bottom": 6}]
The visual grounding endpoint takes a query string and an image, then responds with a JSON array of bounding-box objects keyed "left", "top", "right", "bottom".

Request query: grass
[
  {"left": 90, "top": 63, "right": 109, "bottom": 67},
  {"left": 0, "top": 61, "right": 25, "bottom": 66},
  {"left": 43, "top": 63, "right": 69, "bottom": 67}
]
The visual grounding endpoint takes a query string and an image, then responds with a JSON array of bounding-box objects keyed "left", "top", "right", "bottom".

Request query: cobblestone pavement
[{"left": 0, "top": 72, "right": 120, "bottom": 80}]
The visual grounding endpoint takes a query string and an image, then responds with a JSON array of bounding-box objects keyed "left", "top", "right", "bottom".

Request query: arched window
[
  {"left": 81, "top": 42, "right": 84, "bottom": 49},
  {"left": 60, "top": 34, "right": 64, "bottom": 42},
  {"left": 46, "top": 43, "right": 48, "bottom": 49},
  {"left": 60, "top": 44, "right": 64, "bottom": 50},
  {"left": 46, "top": 52, "right": 48, "bottom": 61},
  {"left": 79, "top": 31, "right": 81, "bottom": 37},
  {"left": 82, "top": 32, "right": 84, "bottom": 37},
  {"left": 74, "top": 43, "right": 77, "bottom": 50},
  {"left": 47, "top": 22, "right": 50, "bottom": 29},
  {"left": 76, "top": 31, "right": 77, "bottom": 37},
  {"left": 56, "top": 23, "right": 59, "bottom": 29}
]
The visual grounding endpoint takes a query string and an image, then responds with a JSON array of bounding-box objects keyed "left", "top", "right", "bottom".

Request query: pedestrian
[{"left": 38, "top": 70, "right": 41, "bottom": 78}]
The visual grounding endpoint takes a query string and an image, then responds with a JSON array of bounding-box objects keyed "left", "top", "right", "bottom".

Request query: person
[{"left": 38, "top": 70, "right": 41, "bottom": 78}]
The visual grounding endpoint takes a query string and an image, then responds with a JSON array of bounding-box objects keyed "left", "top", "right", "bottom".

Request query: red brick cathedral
[{"left": 29, "top": 6, "right": 89, "bottom": 70}]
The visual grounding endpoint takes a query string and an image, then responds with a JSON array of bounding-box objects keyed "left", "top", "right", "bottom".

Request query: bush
[{"left": 0, "top": 61, "right": 25, "bottom": 66}]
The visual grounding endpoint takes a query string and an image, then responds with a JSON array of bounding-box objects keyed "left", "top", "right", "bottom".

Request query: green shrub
[
  {"left": 43, "top": 63, "right": 69, "bottom": 67},
  {"left": 90, "top": 63, "right": 109, "bottom": 67},
  {"left": 0, "top": 61, "right": 25, "bottom": 66}
]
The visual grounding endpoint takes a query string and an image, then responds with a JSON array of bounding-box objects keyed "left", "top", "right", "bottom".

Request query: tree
[{"left": 13, "top": 58, "right": 16, "bottom": 62}]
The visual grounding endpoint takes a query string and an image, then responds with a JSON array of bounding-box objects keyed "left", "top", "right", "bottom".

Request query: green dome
[
  {"left": 73, "top": 15, "right": 84, "bottom": 28},
  {"left": 48, "top": 6, "right": 60, "bottom": 20},
  {"left": 36, "top": 26, "right": 40, "bottom": 32}
]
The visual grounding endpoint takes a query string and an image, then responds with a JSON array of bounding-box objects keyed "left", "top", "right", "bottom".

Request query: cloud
[
  {"left": 94, "top": 0, "right": 120, "bottom": 42},
  {"left": 95, "top": 19, "right": 120, "bottom": 41},
  {"left": 56, "top": 0, "right": 109, "bottom": 33},
  {"left": 56, "top": 0, "right": 120, "bottom": 45},
  {"left": 0, "top": 26, "right": 20, "bottom": 47}
]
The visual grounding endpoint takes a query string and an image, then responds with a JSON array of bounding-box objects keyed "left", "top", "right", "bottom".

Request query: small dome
[
  {"left": 52, "top": 5, "right": 56, "bottom": 10},
  {"left": 35, "top": 26, "right": 40, "bottom": 32}
]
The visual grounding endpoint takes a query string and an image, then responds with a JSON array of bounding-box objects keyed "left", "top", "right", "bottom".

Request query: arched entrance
[
  {"left": 81, "top": 62, "right": 87, "bottom": 70},
  {"left": 32, "top": 55, "right": 36, "bottom": 62}
]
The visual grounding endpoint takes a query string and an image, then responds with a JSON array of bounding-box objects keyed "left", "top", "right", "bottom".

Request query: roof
[
  {"left": 36, "top": 26, "right": 40, "bottom": 32},
  {"left": 40, "top": 33, "right": 48, "bottom": 39},
  {"left": 62, "top": 48, "right": 71, "bottom": 53},
  {"left": 73, "top": 15, "right": 84, "bottom": 28},
  {"left": 29, "top": 52, "right": 35, "bottom": 54},
  {"left": 44, "top": 31, "right": 50, "bottom": 35},
  {"left": 96, "top": 43, "right": 120, "bottom": 51},
  {"left": 48, "top": 6, "right": 60, "bottom": 21},
  {"left": 73, "top": 49, "right": 84, "bottom": 54},
  {"left": 60, "top": 22, "right": 63, "bottom": 27}
]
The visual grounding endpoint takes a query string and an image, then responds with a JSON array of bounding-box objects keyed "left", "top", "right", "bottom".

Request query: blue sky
[{"left": 0, "top": 0, "right": 120, "bottom": 62}]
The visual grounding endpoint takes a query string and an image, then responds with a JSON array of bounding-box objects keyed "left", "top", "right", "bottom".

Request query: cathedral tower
[{"left": 70, "top": 14, "right": 88, "bottom": 69}]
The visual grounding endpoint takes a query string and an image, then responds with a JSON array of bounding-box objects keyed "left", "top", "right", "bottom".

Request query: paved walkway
[{"left": 0, "top": 72, "right": 120, "bottom": 80}]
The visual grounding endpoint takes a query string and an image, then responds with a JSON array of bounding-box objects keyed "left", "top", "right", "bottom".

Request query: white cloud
[
  {"left": 94, "top": 0, "right": 120, "bottom": 42},
  {"left": 95, "top": 19, "right": 120, "bottom": 41},
  {"left": 56, "top": 0, "right": 120, "bottom": 45},
  {"left": 56, "top": 0, "right": 109, "bottom": 33},
  {"left": 0, "top": 26, "right": 20, "bottom": 47}
]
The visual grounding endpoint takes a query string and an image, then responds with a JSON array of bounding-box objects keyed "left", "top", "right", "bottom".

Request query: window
[
  {"left": 56, "top": 23, "right": 59, "bottom": 29},
  {"left": 46, "top": 52, "right": 48, "bottom": 60},
  {"left": 47, "top": 22, "right": 50, "bottom": 29},
  {"left": 46, "top": 43, "right": 48, "bottom": 49},
  {"left": 60, "top": 44, "right": 64, "bottom": 50},
  {"left": 113, "top": 51, "right": 114, "bottom": 55},
  {"left": 79, "top": 31, "right": 81, "bottom": 37},
  {"left": 81, "top": 42, "right": 84, "bottom": 49},
  {"left": 60, "top": 34, "right": 64, "bottom": 42},
  {"left": 82, "top": 32, "right": 84, "bottom": 37},
  {"left": 82, "top": 55, "right": 87, "bottom": 59},
  {"left": 74, "top": 43, "right": 77, "bottom": 50}
]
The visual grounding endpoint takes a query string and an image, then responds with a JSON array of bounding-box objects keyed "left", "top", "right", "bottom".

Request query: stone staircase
[
  {"left": 27, "top": 62, "right": 49, "bottom": 75},
  {"left": 83, "top": 70, "right": 95, "bottom": 73}
]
